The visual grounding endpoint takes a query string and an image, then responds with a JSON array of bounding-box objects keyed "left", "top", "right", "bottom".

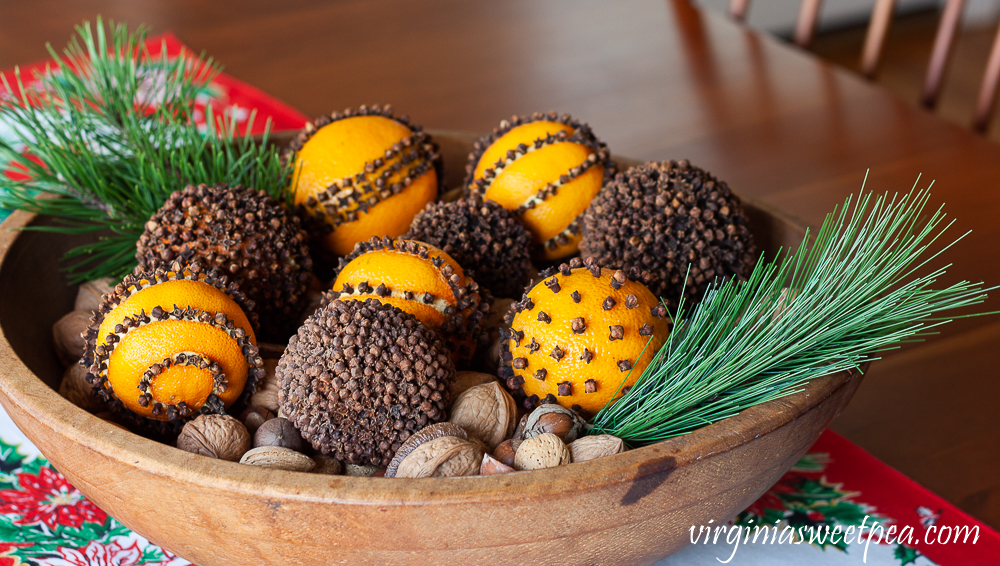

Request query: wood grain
[{"left": 1, "top": 0, "right": 998, "bottom": 533}]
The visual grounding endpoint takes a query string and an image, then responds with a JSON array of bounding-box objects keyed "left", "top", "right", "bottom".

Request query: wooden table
[{"left": 3, "top": 0, "right": 999, "bottom": 530}]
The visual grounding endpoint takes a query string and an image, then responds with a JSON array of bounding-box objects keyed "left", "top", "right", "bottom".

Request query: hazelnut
[
  {"left": 240, "top": 407, "right": 275, "bottom": 436},
  {"left": 492, "top": 438, "right": 521, "bottom": 468},
  {"left": 52, "top": 310, "right": 92, "bottom": 368},
  {"left": 521, "top": 404, "right": 587, "bottom": 444},
  {"left": 394, "top": 435, "right": 483, "bottom": 478},
  {"left": 74, "top": 277, "right": 114, "bottom": 313},
  {"left": 513, "top": 433, "right": 570, "bottom": 471},
  {"left": 480, "top": 453, "right": 515, "bottom": 475},
  {"left": 312, "top": 454, "right": 343, "bottom": 475},
  {"left": 254, "top": 417, "right": 305, "bottom": 452},
  {"left": 240, "top": 446, "right": 315, "bottom": 472},
  {"left": 451, "top": 371, "right": 497, "bottom": 398},
  {"left": 59, "top": 361, "right": 102, "bottom": 413},
  {"left": 176, "top": 414, "right": 251, "bottom": 462},
  {"left": 249, "top": 359, "right": 280, "bottom": 412},
  {"left": 448, "top": 381, "right": 517, "bottom": 450},
  {"left": 568, "top": 435, "right": 625, "bottom": 463}
]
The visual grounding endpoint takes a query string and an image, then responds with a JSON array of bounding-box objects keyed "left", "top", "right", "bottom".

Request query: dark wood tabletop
[{"left": 2, "top": 0, "right": 998, "bottom": 530}]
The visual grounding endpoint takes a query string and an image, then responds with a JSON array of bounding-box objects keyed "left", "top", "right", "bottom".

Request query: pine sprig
[
  {"left": 590, "top": 181, "right": 995, "bottom": 446},
  {"left": 0, "top": 18, "right": 291, "bottom": 282}
]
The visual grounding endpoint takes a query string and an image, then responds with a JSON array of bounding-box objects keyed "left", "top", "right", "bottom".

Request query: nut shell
[
  {"left": 312, "top": 454, "right": 343, "bottom": 475},
  {"left": 394, "top": 435, "right": 483, "bottom": 478},
  {"left": 448, "top": 382, "right": 517, "bottom": 450},
  {"left": 59, "top": 362, "right": 102, "bottom": 413},
  {"left": 480, "top": 453, "right": 515, "bottom": 475},
  {"left": 75, "top": 278, "right": 115, "bottom": 313},
  {"left": 176, "top": 414, "right": 251, "bottom": 462},
  {"left": 240, "top": 446, "right": 315, "bottom": 472},
  {"left": 53, "top": 310, "right": 91, "bottom": 368},
  {"left": 451, "top": 371, "right": 497, "bottom": 399},
  {"left": 240, "top": 407, "right": 275, "bottom": 436},
  {"left": 254, "top": 417, "right": 306, "bottom": 452},
  {"left": 249, "top": 359, "right": 280, "bottom": 412},
  {"left": 344, "top": 464, "right": 380, "bottom": 477},
  {"left": 568, "top": 435, "right": 625, "bottom": 463},
  {"left": 513, "top": 432, "right": 571, "bottom": 471},
  {"left": 386, "top": 422, "right": 467, "bottom": 478},
  {"left": 492, "top": 438, "right": 521, "bottom": 468},
  {"left": 522, "top": 404, "right": 587, "bottom": 444}
]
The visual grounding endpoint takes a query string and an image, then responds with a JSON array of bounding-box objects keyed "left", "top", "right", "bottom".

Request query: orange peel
[
  {"left": 465, "top": 111, "right": 616, "bottom": 260},
  {"left": 498, "top": 257, "right": 669, "bottom": 416},
  {"left": 288, "top": 104, "right": 440, "bottom": 256},
  {"left": 81, "top": 262, "right": 264, "bottom": 434},
  {"left": 326, "top": 237, "right": 491, "bottom": 361}
]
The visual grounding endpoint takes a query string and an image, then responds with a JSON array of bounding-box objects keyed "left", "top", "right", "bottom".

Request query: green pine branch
[
  {"left": 0, "top": 18, "right": 291, "bottom": 283},
  {"left": 590, "top": 180, "right": 995, "bottom": 446}
]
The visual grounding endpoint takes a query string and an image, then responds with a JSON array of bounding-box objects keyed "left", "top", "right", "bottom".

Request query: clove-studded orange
[
  {"left": 81, "top": 262, "right": 264, "bottom": 435},
  {"left": 288, "top": 104, "right": 440, "bottom": 256},
  {"left": 325, "top": 237, "right": 491, "bottom": 361},
  {"left": 499, "top": 257, "right": 669, "bottom": 415},
  {"left": 465, "top": 112, "right": 615, "bottom": 260}
]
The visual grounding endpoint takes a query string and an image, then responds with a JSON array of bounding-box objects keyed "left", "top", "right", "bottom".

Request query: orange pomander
[
  {"left": 499, "top": 257, "right": 669, "bottom": 416},
  {"left": 288, "top": 105, "right": 440, "bottom": 256},
  {"left": 81, "top": 263, "right": 264, "bottom": 434},
  {"left": 465, "top": 112, "right": 615, "bottom": 260},
  {"left": 325, "top": 237, "right": 491, "bottom": 361}
]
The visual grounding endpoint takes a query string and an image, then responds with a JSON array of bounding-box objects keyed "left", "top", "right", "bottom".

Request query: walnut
[
  {"left": 448, "top": 381, "right": 517, "bottom": 450},
  {"left": 451, "top": 371, "right": 497, "bottom": 398},
  {"left": 176, "top": 414, "right": 251, "bottom": 461},
  {"left": 521, "top": 405, "right": 587, "bottom": 444},
  {"left": 254, "top": 417, "right": 305, "bottom": 452},
  {"left": 59, "top": 361, "right": 102, "bottom": 413},
  {"left": 513, "top": 433, "right": 571, "bottom": 471},
  {"left": 249, "top": 359, "right": 280, "bottom": 412},
  {"left": 568, "top": 435, "right": 625, "bottom": 463},
  {"left": 74, "top": 278, "right": 114, "bottom": 313},
  {"left": 386, "top": 422, "right": 467, "bottom": 478},
  {"left": 52, "top": 310, "right": 91, "bottom": 368},
  {"left": 394, "top": 435, "right": 483, "bottom": 478},
  {"left": 240, "top": 446, "right": 315, "bottom": 472}
]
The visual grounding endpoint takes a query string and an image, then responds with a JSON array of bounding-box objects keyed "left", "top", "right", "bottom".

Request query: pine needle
[
  {"left": 0, "top": 18, "right": 291, "bottom": 283},
  {"left": 589, "top": 180, "right": 995, "bottom": 446}
]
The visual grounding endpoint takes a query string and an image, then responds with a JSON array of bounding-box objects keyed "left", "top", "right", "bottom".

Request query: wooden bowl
[{"left": 0, "top": 132, "right": 863, "bottom": 566}]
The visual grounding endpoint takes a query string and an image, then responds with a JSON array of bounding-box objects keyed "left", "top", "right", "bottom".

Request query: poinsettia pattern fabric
[{"left": 0, "top": 410, "right": 190, "bottom": 565}]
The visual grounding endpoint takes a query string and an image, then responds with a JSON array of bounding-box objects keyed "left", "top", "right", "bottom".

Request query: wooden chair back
[{"left": 728, "top": 0, "right": 1000, "bottom": 132}]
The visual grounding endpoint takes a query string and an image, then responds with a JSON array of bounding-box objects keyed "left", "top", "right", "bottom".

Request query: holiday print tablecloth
[{"left": 2, "top": 33, "right": 999, "bottom": 565}]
